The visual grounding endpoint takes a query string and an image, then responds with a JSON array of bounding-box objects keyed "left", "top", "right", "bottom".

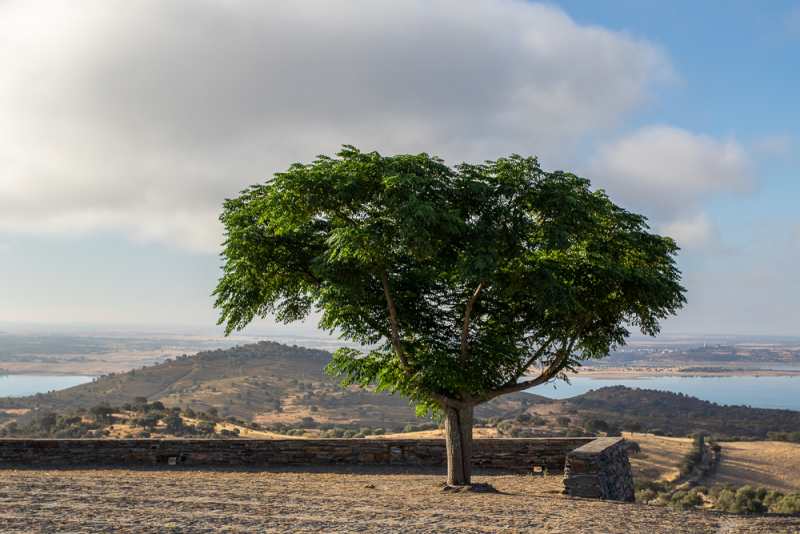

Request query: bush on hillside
[
  {"left": 713, "top": 485, "right": 767, "bottom": 514},
  {"left": 514, "top": 413, "right": 532, "bottom": 424},
  {"left": 679, "top": 434, "right": 706, "bottom": 478},
  {"left": 625, "top": 440, "right": 641, "bottom": 454}
]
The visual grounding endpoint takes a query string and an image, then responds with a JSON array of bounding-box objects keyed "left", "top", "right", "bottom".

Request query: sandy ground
[
  {"left": 625, "top": 433, "right": 693, "bottom": 481},
  {"left": 703, "top": 441, "right": 800, "bottom": 494},
  {"left": 1, "top": 466, "right": 799, "bottom": 534}
]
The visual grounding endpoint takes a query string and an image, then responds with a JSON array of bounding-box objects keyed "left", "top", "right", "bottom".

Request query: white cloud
[
  {"left": 587, "top": 125, "right": 755, "bottom": 250},
  {"left": 590, "top": 126, "right": 753, "bottom": 215},
  {"left": 658, "top": 212, "right": 721, "bottom": 251},
  {"left": 0, "top": 0, "right": 672, "bottom": 252}
]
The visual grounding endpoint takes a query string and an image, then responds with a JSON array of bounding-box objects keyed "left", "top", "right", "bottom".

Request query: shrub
[
  {"left": 359, "top": 427, "right": 373, "bottom": 436},
  {"left": 530, "top": 415, "right": 546, "bottom": 426},
  {"left": 136, "top": 430, "right": 151, "bottom": 438},
  {"left": 373, "top": 428, "right": 385, "bottom": 436},
  {"left": 514, "top": 413, "right": 532, "bottom": 424},
  {"left": 196, "top": 421, "right": 216, "bottom": 434},
  {"left": 132, "top": 412, "right": 162, "bottom": 430},
  {"left": 497, "top": 421, "right": 513, "bottom": 432},
  {"left": 353, "top": 433, "right": 366, "bottom": 439},
  {"left": 635, "top": 489, "right": 657, "bottom": 503},
  {"left": 556, "top": 416, "right": 571, "bottom": 428},
  {"left": 343, "top": 430, "right": 357, "bottom": 438},
  {"left": 678, "top": 434, "right": 706, "bottom": 478},
  {"left": 634, "top": 477, "right": 669, "bottom": 494},
  {"left": 625, "top": 440, "right": 641, "bottom": 454},
  {"left": 774, "top": 493, "right": 800, "bottom": 514},
  {"left": 668, "top": 489, "right": 704, "bottom": 509},
  {"left": 164, "top": 413, "right": 186, "bottom": 434},
  {"left": 584, "top": 419, "right": 609, "bottom": 434},
  {"left": 487, "top": 416, "right": 503, "bottom": 426},
  {"left": 648, "top": 429, "right": 665, "bottom": 436},
  {"left": 88, "top": 403, "right": 115, "bottom": 423},
  {"left": 713, "top": 486, "right": 767, "bottom": 514}
]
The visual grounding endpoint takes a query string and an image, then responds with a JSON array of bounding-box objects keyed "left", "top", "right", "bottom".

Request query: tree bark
[{"left": 444, "top": 401, "right": 474, "bottom": 485}]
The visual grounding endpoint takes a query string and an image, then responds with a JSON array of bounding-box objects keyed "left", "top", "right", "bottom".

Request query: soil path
[
  {"left": 1, "top": 466, "right": 798, "bottom": 533},
  {"left": 148, "top": 363, "right": 198, "bottom": 401}
]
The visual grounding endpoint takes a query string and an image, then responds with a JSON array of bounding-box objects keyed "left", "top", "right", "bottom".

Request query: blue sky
[{"left": 0, "top": 0, "right": 798, "bottom": 337}]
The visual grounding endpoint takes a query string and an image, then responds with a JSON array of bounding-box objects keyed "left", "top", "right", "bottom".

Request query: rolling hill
[{"left": 1, "top": 340, "right": 799, "bottom": 441}]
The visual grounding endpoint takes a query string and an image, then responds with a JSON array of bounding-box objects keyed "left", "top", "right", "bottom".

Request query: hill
[
  {"left": 2, "top": 341, "right": 799, "bottom": 442},
  {"left": 560, "top": 385, "right": 800, "bottom": 439}
]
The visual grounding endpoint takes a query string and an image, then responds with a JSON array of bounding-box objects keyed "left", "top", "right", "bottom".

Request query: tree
[
  {"left": 132, "top": 412, "right": 161, "bottom": 431},
  {"left": 214, "top": 146, "right": 686, "bottom": 485}
]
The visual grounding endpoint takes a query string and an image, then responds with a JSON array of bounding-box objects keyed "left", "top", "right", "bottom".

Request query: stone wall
[
  {"left": 0, "top": 437, "right": 633, "bottom": 501},
  {"left": 563, "top": 437, "right": 635, "bottom": 502}
]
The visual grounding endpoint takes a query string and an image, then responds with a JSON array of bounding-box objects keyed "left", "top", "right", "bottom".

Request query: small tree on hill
[{"left": 214, "top": 147, "right": 686, "bottom": 485}]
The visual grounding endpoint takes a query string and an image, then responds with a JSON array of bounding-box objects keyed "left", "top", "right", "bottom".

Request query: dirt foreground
[{"left": 1, "top": 466, "right": 798, "bottom": 533}]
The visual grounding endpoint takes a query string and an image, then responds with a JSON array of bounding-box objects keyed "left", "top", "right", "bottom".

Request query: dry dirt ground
[
  {"left": 703, "top": 441, "right": 800, "bottom": 494},
  {"left": 1, "top": 466, "right": 799, "bottom": 534}
]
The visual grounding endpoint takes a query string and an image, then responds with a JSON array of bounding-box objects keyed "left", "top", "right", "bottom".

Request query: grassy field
[
  {"left": 625, "top": 433, "right": 694, "bottom": 481},
  {"left": 703, "top": 441, "right": 800, "bottom": 494},
  {"left": 624, "top": 432, "right": 800, "bottom": 495}
]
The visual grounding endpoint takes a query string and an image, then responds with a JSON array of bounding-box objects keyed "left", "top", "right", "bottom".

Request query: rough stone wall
[
  {"left": 0, "top": 438, "right": 592, "bottom": 471},
  {"left": 0, "top": 437, "right": 634, "bottom": 501},
  {"left": 562, "top": 437, "right": 635, "bottom": 502}
]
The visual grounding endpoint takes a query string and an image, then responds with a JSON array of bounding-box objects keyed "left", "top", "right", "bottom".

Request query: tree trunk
[{"left": 444, "top": 402, "right": 474, "bottom": 485}]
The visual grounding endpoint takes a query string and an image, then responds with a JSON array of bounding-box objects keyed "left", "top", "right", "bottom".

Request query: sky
[{"left": 0, "top": 0, "right": 798, "bottom": 337}]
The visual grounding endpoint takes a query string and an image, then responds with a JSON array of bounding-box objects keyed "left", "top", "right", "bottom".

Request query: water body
[
  {"left": 527, "top": 375, "right": 800, "bottom": 411},
  {"left": 1, "top": 375, "right": 95, "bottom": 398}
]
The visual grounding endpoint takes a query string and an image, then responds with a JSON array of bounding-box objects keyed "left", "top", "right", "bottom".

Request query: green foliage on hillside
[{"left": 564, "top": 386, "right": 800, "bottom": 439}]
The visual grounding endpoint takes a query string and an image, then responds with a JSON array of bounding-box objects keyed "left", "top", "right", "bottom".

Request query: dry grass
[
  {"left": 624, "top": 432, "right": 693, "bottom": 481},
  {"left": 2, "top": 466, "right": 799, "bottom": 533},
  {"left": 703, "top": 441, "right": 800, "bottom": 494}
]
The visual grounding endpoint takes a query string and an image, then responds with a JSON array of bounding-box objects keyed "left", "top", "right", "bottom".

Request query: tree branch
[
  {"left": 335, "top": 210, "right": 357, "bottom": 228},
  {"left": 380, "top": 272, "right": 463, "bottom": 410},
  {"left": 460, "top": 282, "right": 484, "bottom": 365},
  {"left": 517, "top": 336, "right": 555, "bottom": 377},
  {"left": 474, "top": 318, "right": 587, "bottom": 405},
  {"left": 299, "top": 268, "right": 322, "bottom": 288},
  {"left": 380, "top": 272, "right": 413, "bottom": 378}
]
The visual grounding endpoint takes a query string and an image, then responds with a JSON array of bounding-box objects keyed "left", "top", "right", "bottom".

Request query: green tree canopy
[{"left": 214, "top": 146, "right": 686, "bottom": 484}]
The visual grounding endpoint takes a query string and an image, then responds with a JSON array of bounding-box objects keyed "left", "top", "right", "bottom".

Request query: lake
[
  {"left": 1, "top": 375, "right": 95, "bottom": 398},
  {"left": 527, "top": 375, "right": 800, "bottom": 411},
  {"left": 2, "top": 373, "right": 798, "bottom": 411}
]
